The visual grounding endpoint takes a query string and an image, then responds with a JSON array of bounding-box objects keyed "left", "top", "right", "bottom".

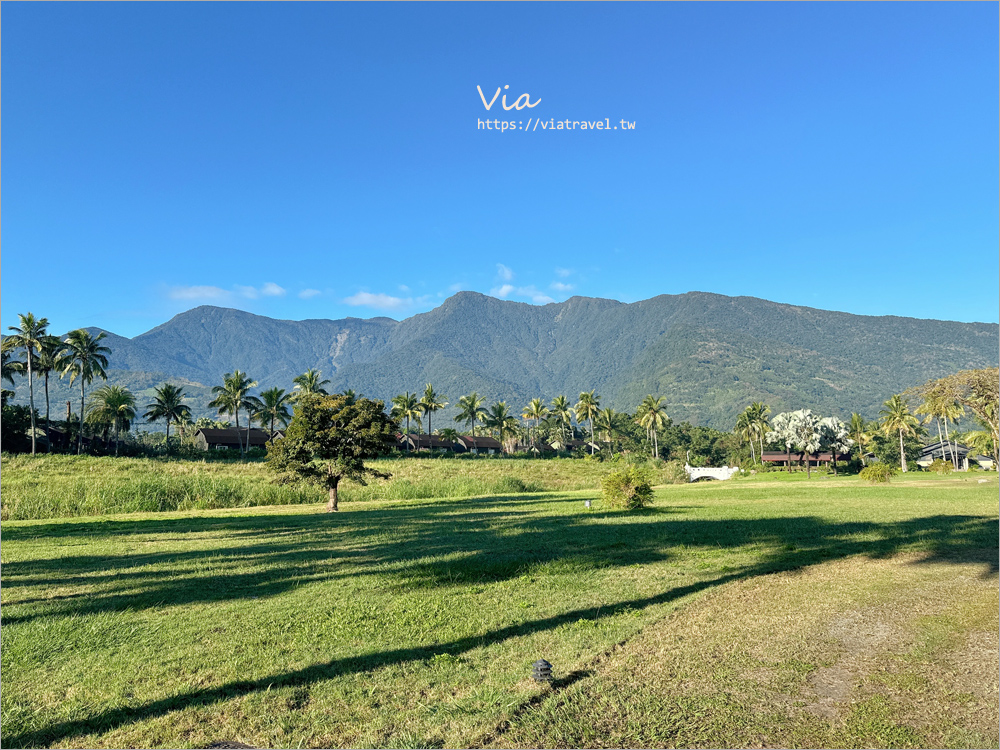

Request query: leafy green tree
[
  {"left": 57, "top": 329, "right": 111, "bottom": 454},
  {"left": 915, "top": 384, "right": 964, "bottom": 469},
  {"left": 455, "top": 392, "right": 487, "bottom": 438},
  {"left": 522, "top": 398, "right": 548, "bottom": 448},
  {"left": 87, "top": 385, "right": 136, "bottom": 454},
  {"left": 748, "top": 402, "right": 771, "bottom": 460},
  {"left": 143, "top": 383, "right": 192, "bottom": 447},
  {"left": 255, "top": 387, "right": 293, "bottom": 441},
  {"left": 342, "top": 389, "right": 361, "bottom": 405},
  {"left": 267, "top": 393, "right": 397, "bottom": 512},
  {"left": 391, "top": 392, "right": 422, "bottom": 448},
  {"left": 574, "top": 390, "right": 601, "bottom": 455},
  {"left": 292, "top": 369, "right": 331, "bottom": 399},
  {"left": 915, "top": 369, "right": 999, "bottom": 466},
  {"left": 437, "top": 427, "right": 460, "bottom": 445},
  {"left": 879, "top": 394, "right": 921, "bottom": 472},
  {"left": 0, "top": 338, "right": 31, "bottom": 412},
  {"left": 208, "top": 371, "right": 261, "bottom": 458},
  {"left": 419, "top": 383, "right": 447, "bottom": 438},
  {"left": 6, "top": 313, "right": 51, "bottom": 454},
  {"left": 549, "top": 395, "right": 573, "bottom": 445},
  {"left": 636, "top": 395, "right": 669, "bottom": 458}
]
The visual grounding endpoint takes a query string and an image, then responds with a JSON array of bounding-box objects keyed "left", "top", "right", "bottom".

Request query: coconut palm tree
[
  {"left": 437, "top": 427, "right": 460, "bottom": 448},
  {"left": 637, "top": 395, "right": 669, "bottom": 458},
  {"left": 419, "top": 383, "right": 447, "bottom": 438},
  {"left": 57, "top": 329, "right": 111, "bottom": 454},
  {"left": 485, "top": 401, "right": 519, "bottom": 452},
  {"left": 574, "top": 391, "right": 600, "bottom": 454},
  {"left": 255, "top": 387, "right": 293, "bottom": 441},
  {"left": 292, "top": 369, "right": 330, "bottom": 399},
  {"left": 455, "top": 392, "right": 487, "bottom": 438},
  {"left": 1, "top": 337, "right": 26, "bottom": 387},
  {"left": 87, "top": 385, "right": 136, "bottom": 454},
  {"left": 391, "top": 392, "right": 422, "bottom": 449},
  {"left": 522, "top": 398, "right": 548, "bottom": 448},
  {"left": 6, "top": 313, "right": 51, "bottom": 454},
  {"left": 549, "top": 395, "right": 573, "bottom": 445},
  {"left": 143, "top": 383, "right": 192, "bottom": 447},
  {"left": 915, "top": 387, "right": 965, "bottom": 469},
  {"left": 208, "top": 371, "right": 261, "bottom": 458},
  {"left": 597, "top": 407, "right": 617, "bottom": 453},
  {"left": 735, "top": 409, "right": 757, "bottom": 463},
  {"left": 879, "top": 394, "right": 921, "bottom": 472},
  {"left": 34, "top": 336, "right": 64, "bottom": 450},
  {"left": 748, "top": 402, "right": 771, "bottom": 459},
  {"left": 848, "top": 412, "right": 874, "bottom": 466}
]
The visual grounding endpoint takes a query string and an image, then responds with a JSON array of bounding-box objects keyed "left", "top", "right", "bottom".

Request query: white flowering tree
[
  {"left": 767, "top": 411, "right": 796, "bottom": 473},
  {"left": 789, "top": 410, "right": 823, "bottom": 478},
  {"left": 819, "top": 416, "right": 854, "bottom": 475}
]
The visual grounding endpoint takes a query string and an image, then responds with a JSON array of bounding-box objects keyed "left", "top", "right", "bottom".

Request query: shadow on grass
[{"left": 1, "top": 495, "right": 997, "bottom": 747}]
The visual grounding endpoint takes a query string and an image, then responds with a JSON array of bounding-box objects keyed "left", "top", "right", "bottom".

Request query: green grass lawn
[{"left": 1, "top": 475, "right": 996, "bottom": 748}]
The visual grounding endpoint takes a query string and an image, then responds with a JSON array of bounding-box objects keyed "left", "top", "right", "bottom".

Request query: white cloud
[
  {"left": 261, "top": 282, "right": 286, "bottom": 297},
  {"left": 496, "top": 264, "right": 514, "bottom": 281},
  {"left": 235, "top": 285, "right": 259, "bottom": 299},
  {"left": 491, "top": 284, "right": 515, "bottom": 299},
  {"left": 398, "top": 284, "right": 411, "bottom": 293},
  {"left": 448, "top": 282, "right": 466, "bottom": 293},
  {"left": 490, "top": 284, "right": 555, "bottom": 304},
  {"left": 550, "top": 281, "right": 574, "bottom": 292},
  {"left": 343, "top": 291, "right": 412, "bottom": 311},
  {"left": 299, "top": 288, "right": 321, "bottom": 299},
  {"left": 555, "top": 267, "right": 572, "bottom": 278},
  {"left": 168, "top": 285, "right": 232, "bottom": 302},
  {"left": 531, "top": 292, "right": 556, "bottom": 304}
]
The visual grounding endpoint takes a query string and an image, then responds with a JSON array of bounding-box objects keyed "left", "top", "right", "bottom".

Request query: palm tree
[
  {"left": 748, "top": 402, "right": 771, "bottom": 459},
  {"left": 549, "top": 395, "right": 573, "bottom": 445},
  {"left": 437, "top": 427, "right": 460, "bottom": 448},
  {"left": 419, "top": 383, "right": 447, "bottom": 438},
  {"left": 522, "top": 398, "right": 548, "bottom": 448},
  {"left": 143, "top": 383, "right": 192, "bottom": 447},
  {"left": 597, "top": 407, "right": 617, "bottom": 453},
  {"left": 255, "top": 387, "right": 293, "bottom": 441},
  {"left": 637, "top": 395, "right": 669, "bottom": 458},
  {"left": 35, "top": 336, "right": 64, "bottom": 451},
  {"left": 485, "top": 401, "right": 519, "bottom": 451},
  {"left": 455, "top": 392, "right": 487, "bottom": 438},
  {"left": 87, "top": 385, "right": 136, "bottom": 454},
  {"left": 735, "top": 409, "right": 757, "bottom": 463},
  {"left": 574, "top": 391, "right": 601, "bottom": 454},
  {"left": 391, "top": 392, "right": 422, "bottom": 449},
  {"left": 879, "top": 394, "right": 921, "bottom": 472},
  {"left": 848, "top": 412, "right": 874, "bottom": 466},
  {"left": 915, "top": 387, "right": 964, "bottom": 469},
  {"left": 1, "top": 337, "right": 26, "bottom": 388},
  {"left": 208, "top": 371, "right": 261, "bottom": 458},
  {"left": 57, "top": 329, "right": 111, "bottom": 454},
  {"left": 6, "top": 313, "right": 51, "bottom": 454},
  {"left": 292, "top": 369, "right": 330, "bottom": 399}
]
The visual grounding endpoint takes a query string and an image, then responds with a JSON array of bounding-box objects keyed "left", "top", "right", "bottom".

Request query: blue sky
[{"left": 3, "top": 2, "right": 997, "bottom": 337}]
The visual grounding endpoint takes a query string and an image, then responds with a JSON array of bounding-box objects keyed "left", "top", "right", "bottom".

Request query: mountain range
[{"left": 8, "top": 291, "right": 998, "bottom": 430}]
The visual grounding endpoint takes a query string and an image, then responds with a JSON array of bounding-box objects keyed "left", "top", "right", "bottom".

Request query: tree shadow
[{"left": 1, "top": 497, "right": 996, "bottom": 747}]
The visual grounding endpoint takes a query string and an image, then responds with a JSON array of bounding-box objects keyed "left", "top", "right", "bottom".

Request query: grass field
[
  {"left": 0, "top": 454, "right": 636, "bottom": 520},
  {"left": 1, "top": 475, "right": 996, "bottom": 748}
]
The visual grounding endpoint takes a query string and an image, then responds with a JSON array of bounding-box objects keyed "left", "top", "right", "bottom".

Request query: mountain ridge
[{"left": 8, "top": 291, "right": 998, "bottom": 429}]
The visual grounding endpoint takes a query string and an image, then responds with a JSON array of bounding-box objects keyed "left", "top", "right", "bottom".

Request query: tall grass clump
[{"left": 600, "top": 465, "right": 654, "bottom": 510}]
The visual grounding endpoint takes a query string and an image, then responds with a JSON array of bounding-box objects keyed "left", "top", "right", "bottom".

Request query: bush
[
  {"left": 662, "top": 459, "right": 689, "bottom": 485},
  {"left": 927, "top": 458, "right": 953, "bottom": 474},
  {"left": 859, "top": 463, "right": 897, "bottom": 484},
  {"left": 600, "top": 466, "right": 654, "bottom": 510}
]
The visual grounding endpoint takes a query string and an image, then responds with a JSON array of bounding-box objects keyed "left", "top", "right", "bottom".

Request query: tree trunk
[
  {"left": 44, "top": 372, "right": 52, "bottom": 452},
  {"left": 899, "top": 429, "right": 908, "bottom": 472},
  {"left": 245, "top": 411, "right": 251, "bottom": 460},
  {"left": 806, "top": 452, "right": 811, "bottom": 478},
  {"left": 942, "top": 419, "right": 957, "bottom": 469},
  {"left": 166, "top": 419, "right": 171, "bottom": 448},
  {"left": 749, "top": 439, "right": 756, "bottom": 464},
  {"left": 786, "top": 446, "right": 791, "bottom": 473},
  {"left": 235, "top": 410, "right": 244, "bottom": 458},
  {"left": 115, "top": 420, "right": 121, "bottom": 455},
  {"left": 589, "top": 418, "right": 595, "bottom": 455},
  {"left": 326, "top": 468, "right": 340, "bottom": 512},
  {"left": 27, "top": 351, "right": 37, "bottom": 455},
  {"left": 78, "top": 381, "right": 86, "bottom": 454},
  {"left": 653, "top": 428, "right": 658, "bottom": 459}
]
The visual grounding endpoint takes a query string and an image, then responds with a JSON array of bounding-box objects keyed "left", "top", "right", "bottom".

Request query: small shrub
[
  {"left": 927, "top": 458, "right": 953, "bottom": 475},
  {"left": 859, "top": 463, "right": 897, "bottom": 484},
  {"left": 661, "top": 459, "right": 689, "bottom": 485},
  {"left": 601, "top": 466, "right": 654, "bottom": 510}
]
